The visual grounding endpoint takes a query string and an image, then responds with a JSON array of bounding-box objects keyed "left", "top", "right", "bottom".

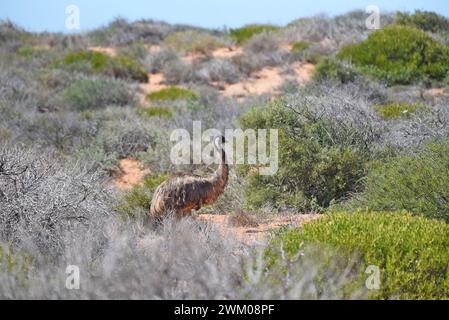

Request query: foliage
[
  {"left": 0, "top": 145, "right": 111, "bottom": 258},
  {"left": 87, "top": 17, "right": 173, "bottom": 46},
  {"left": 268, "top": 211, "right": 449, "bottom": 299},
  {"left": 164, "top": 30, "right": 226, "bottom": 53},
  {"left": 338, "top": 25, "right": 449, "bottom": 85},
  {"left": 342, "top": 140, "right": 449, "bottom": 221},
  {"left": 146, "top": 86, "right": 198, "bottom": 102},
  {"left": 59, "top": 50, "right": 148, "bottom": 82},
  {"left": 374, "top": 102, "right": 428, "bottom": 119},
  {"left": 230, "top": 24, "right": 280, "bottom": 45},
  {"left": 396, "top": 10, "right": 449, "bottom": 33},
  {"left": 194, "top": 58, "right": 242, "bottom": 84},
  {"left": 137, "top": 106, "right": 173, "bottom": 118},
  {"left": 63, "top": 78, "right": 133, "bottom": 110},
  {"left": 239, "top": 94, "right": 375, "bottom": 211},
  {"left": 314, "top": 58, "right": 359, "bottom": 83},
  {"left": 116, "top": 174, "right": 168, "bottom": 217},
  {"left": 291, "top": 41, "right": 310, "bottom": 53}
]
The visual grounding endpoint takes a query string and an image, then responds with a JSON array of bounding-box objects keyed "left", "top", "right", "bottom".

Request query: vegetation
[
  {"left": 239, "top": 95, "right": 374, "bottom": 211},
  {"left": 268, "top": 211, "right": 449, "bottom": 299},
  {"left": 291, "top": 41, "right": 310, "bottom": 53},
  {"left": 116, "top": 174, "right": 168, "bottom": 217},
  {"left": 59, "top": 50, "right": 148, "bottom": 82},
  {"left": 230, "top": 24, "right": 280, "bottom": 44},
  {"left": 2, "top": 9, "right": 449, "bottom": 299},
  {"left": 374, "top": 102, "right": 428, "bottom": 119},
  {"left": 342, "top": 141, "right": 449, "bottom": 222},
  {"left": 314, "top": 58, "right": 359, "bottom": 83},
  {"left": 137, "top": 106, "right": 173, "bottom": 118},
  {"left": 146, "top": 86, "right": 198, "bottom": 102},
  {"left": 64, "top": 78, "right": 133, "bottom": 110},
  {"left": 164, "top": 30, "right": 226, "bottom": 53},
  {"left": 396, "top": 10, "right": 449, "bottom": 33},
  {"left": 338, "top": 25, "right": 449, "bottom": 85},
  {"left": 0, "top": 245, "right": 31, "bottom": 275}
]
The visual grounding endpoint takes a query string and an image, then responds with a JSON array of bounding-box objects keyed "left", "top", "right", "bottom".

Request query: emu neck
[{"left": 210, "top": 148, "right": 229, "bottom": 190}]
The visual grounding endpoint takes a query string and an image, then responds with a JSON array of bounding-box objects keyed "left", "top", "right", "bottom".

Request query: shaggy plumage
[{"left": 150, "top": 136, "right": 229, "bottom": 218}]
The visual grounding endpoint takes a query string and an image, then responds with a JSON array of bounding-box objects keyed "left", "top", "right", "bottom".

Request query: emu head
[{"left": 214, "top": 135, "right": 226, "bottom": 151}]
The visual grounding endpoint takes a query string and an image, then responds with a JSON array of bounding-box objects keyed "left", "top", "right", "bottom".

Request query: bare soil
[
  {"left": 220, "top": 63, "right": 315, "bottom": 99},
  {"left": 198, "top": 213, "right": 321, "bottom": 245},
  {"left": 114, "top": 158, "right": 150, "bottom": 190},
  {"left": 139, "top": 72, "right": 169, "bottom": 105},
  {"left": 88, "top": 46, "right": 117, "bottom": 56}
]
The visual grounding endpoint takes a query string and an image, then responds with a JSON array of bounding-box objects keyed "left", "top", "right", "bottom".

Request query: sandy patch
[
  {"left": 289, "top": 62, "right": 316, "bottom": 84},
  {"left": 199, "top": 213, "right": 321, "bottom": 245},
  {"left": 181, "top": 46, "right": 243, "bottom": 63},
  {"left": 138, "top": 73, "right": 169, "bottom": 105},
  {"left": 425, "top": 88, "right": 449, "bottom": 97},
  {"left": 211, "top": 47, "right": 243, "bottom": 59},
  {"left": 146, "top": 44, "right": 162, "bottom": 53},
  {"left": 181, "top": 51, "right": 205, "bottom": 63},
  {"left": 33, "top": 44, "right": 52, "bottom": 51},
  {"left": 221, "top": 67, "right": 284, "bottom": 98},
  {"left": 88, "top": 46, "right": 117, "bottom": 56},
  {"left": 114, "top": 158, "right": 150, "bottom": 190},
  {"left": 279, "top": 43, "right": 294, "bottom": 52},
  {"left": 219, "top": 63, "right": 315, "bottom": 99}
]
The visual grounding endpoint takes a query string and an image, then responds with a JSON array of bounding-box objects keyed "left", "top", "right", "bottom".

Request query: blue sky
[{"left": 1, "top": 0, "right": 448, "bottom": 33}]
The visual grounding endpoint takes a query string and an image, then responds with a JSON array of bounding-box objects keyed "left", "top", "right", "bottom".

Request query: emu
[{"left": 150, "top": 136, "right": 229, "bottom": 219}]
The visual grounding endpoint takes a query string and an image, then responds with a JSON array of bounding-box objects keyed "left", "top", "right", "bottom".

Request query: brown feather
[{"left": 149, "top": 138, "right": 229, "bottom": 219}]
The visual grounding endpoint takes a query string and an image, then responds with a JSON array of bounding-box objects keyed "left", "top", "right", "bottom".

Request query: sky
[{"left": 1, "top": 0, "right": 449, "bottom": 33}]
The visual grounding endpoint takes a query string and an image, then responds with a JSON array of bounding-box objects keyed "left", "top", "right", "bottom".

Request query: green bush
[
  {"left": 0, "top": 128, "right": 11, "bottom": 140},
  {"left": 396, "top": 10, "right": 449, "bottom": 33},
  {"left": 117, "top": 40, "right": 149, "bottom": 61},
  {"left": 338, "top": 25, "right": 449, "bottom": 85},
  {"left": 343, "top": 140, "right": 449, "bottom": 221},
  {"left": 289, "top": 41, "right": 322, "bottom": 64},
  {"left": 17, "top": 46, "right": 38, "bottom": 57},
  {"left": 64, "top": 78, "right": 133, "bottom": 110},
  {"left": 111, "top": 55, "right": 149, "bottom": 83},
  {"left": 137, "top": 106, "right": 173, "bottom": 118},
  {"left": 59, "top": 51, "right": 148, "bottom": 83},
  {"left": 0, "top": 244, "right": 32, "bottom": 282},
  {"left": 267, "top": 211, "right": 449, "bottom": 299},
  {"left": 374, "top": 102, "right": 428, "bottom": 119},
  {"left": 164, "top": 30, "right": 225, "bottom": 54},
  {"left": 230, "top": 24, "right": 280, "bottom": 45},
  {"left": 239, "top": 100, "right": 371, "bottom": 211},
  {"left": 116, "top": 174, "right": 168, "bottom": 217},
  {"left": 146, "top": 86, "right": 198, "bottom": 102},
  {"left": 291, "top": 41, "right": 310, "bottom": 53},
  {"left": 313, "top": 58, "right": 359, "bottom": 83}
]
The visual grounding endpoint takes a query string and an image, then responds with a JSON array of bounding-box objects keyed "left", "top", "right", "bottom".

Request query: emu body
[{"left": 150, "top": 137, "right": 228, "bottom": 218}]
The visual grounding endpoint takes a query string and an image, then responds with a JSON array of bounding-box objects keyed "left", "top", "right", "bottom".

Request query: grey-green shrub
[
  {"left": 338, "top": 25, "right": 449, "bottom": 85},
  {"left": 341, "top": 140, "right": 449, "bottom": 221},
  {"left": 59, "top": 50, "right": 148, "bottom": 83},
  {"left": 64, "top": 78, "right": 134, "bottom": 110},
  {"left": 314, "top": 58, "right": 359, "bottom": 83},
  {"left": 239, "top": 88, "right": 380, "bottom": 211},
  {"left": 396, "top": 10, "right": 449, "bottom": 33},
  {"left": 164, "top": 30, "right": 226, "bottom": 54}
]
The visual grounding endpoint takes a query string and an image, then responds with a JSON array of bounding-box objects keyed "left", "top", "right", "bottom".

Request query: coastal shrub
[
  {"left": 338, "top": 25, "right": 449, "bottom": 85},
  {"left": 64, "top": 78, "right": 133, "bottom": 110},
  {"left": 341, "top": 140, "right": 449, "bottom": 221},
  {"left": 267, "top": 211, "right": 449, "bottom": 299},
  {"left": 230, "top": 24, "right": 280, "bottom": 44}
]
